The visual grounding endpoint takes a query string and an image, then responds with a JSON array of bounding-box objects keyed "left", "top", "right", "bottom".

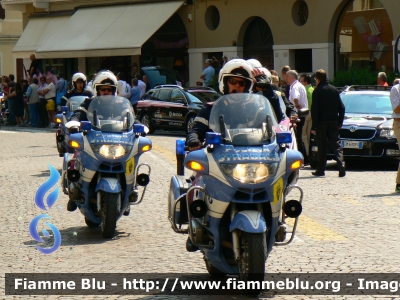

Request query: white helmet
[
  {"left": 92, "top": 70, "right": 118, "bottom": 97},
  {"left": 258, "top": 67, "right": 272, "bottom": 85},
  {"left": 247, "top": 59, "right": 262, "bottom": 68},
  {"left": 72, "top": 72, "right": 87, "bottom": 90},
  {"left": 218, "top": 59, "right": 254, "bottom": 94}
]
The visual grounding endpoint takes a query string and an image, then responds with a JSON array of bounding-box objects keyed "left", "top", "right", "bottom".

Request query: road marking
[
  {"left": 152, "top": 144, "right": 176, "bottom": 163},
  {"left": 286, "top": 215, "right": 347, "bottom": 241},
  {"left": 381, "top": 197, "right": 398, "bottom": 206}
]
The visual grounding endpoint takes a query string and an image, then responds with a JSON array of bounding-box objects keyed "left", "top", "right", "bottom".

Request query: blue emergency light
[
  {"left": 276, "top": 132, "right": 292, "bottom": 144},
  {"left": 61, "top": 106, "right": 68, "bottom": 113},
  {"left": 206, "top": 132, "right": 222, "bottom": 145},
  {"left": 134, "top": 124, "right": 145, "bottom": 133},
  {"left": 80, "top": 121, "right": 92, "bottom": 131},
  {"left": 176, "top": 139, "right": 186, "bottom": 155}
]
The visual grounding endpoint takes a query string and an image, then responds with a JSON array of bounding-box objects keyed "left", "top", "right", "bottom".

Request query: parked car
[
  {"left": 141, "top": 66, "right": 182, "bottom": 89},
  {"left": 136, "top": 85, "right": 220, "bottom": 134},
  {"left": 309, "top": 85, "right": 399, "bottom": 168}
]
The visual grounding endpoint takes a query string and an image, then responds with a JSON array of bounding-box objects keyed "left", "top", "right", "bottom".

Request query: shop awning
[
  {"left": 12, "top": 16, "right": 70, "bottom": 59},
  {"left": 35, "top": 1, "right": 184, "bottom": 59}
]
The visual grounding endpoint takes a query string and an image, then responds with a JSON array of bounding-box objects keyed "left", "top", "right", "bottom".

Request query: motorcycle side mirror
[
  {"left": 298, "top": 108, "right": 309, "bottom": 118},
  {"left": 206, "top": 132, "right": 222, "bottom": 145},
  {"left": 61, "top": 106, "right": 68, "bottom": 114}
]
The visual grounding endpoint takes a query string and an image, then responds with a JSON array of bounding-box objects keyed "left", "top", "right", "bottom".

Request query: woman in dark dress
[{"left": 8, "top": 82, "right": 25, "bottom": 126}]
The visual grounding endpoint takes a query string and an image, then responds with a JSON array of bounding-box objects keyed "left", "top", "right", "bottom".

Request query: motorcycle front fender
[
  {"left": 95, "top": 178, "right": 122, "bottom": 193},
  {"left": 229, "top": 210, "right": 267, "bottom": 233}
]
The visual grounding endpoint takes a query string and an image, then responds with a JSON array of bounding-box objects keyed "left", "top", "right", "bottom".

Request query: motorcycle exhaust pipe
[
  {"left": 67, "top": 170, "right": 80, "bottom": 182},
  {"left": 283, "top": 200, "right": 302, "bottom": 218},
  {"left": 189, "top": 200, "right": 208, "bottom": 218},
  {"left": 136, "top": 173, "right": 150, "bottom": 186}
]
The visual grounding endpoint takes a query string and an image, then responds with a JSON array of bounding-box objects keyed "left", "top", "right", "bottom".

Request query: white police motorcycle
[
  {"left": 168, "top": 93, "right": 304, "bottom": 294},
  {"left": 61, "top": 96, "right": 152, "bottom": 238}
]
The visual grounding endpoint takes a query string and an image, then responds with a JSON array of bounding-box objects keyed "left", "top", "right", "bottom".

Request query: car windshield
[
  {"left": 209, "top": 94, "right": 278, "bottom": 146},
  {"left": 67, "top": 96, "right": 86, "bottom": 112},
  {"left": 87, "top": 96, "right": 135, "bottom": 133},
  {"left": 186, "top": 92, "right": 203, "bottom": 104},
  {"left": 341, "top": 93, "right": 392, "bottom": 115},
  {"left": 188, "top": 91, "right": 220, "bottom": 103}
]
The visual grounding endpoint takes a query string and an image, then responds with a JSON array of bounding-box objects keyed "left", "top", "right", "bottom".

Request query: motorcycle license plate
[{"left": 341, "top": 140, "right": 363, "bottom": 149}]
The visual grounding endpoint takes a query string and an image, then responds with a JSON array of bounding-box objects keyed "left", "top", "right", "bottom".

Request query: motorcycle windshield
[
  {"left": 209, "top": 93, "right": 278, "bottom": 146},
  {"left": 87, "top": 96, "right": 135, "bottom": 133},
  {"left": 67, "top": 96, "right": 86, "bottom": 112}
]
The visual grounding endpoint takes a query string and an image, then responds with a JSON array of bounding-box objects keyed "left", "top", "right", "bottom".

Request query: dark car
[
  {"left": 137, "top": 85, "right": 220, "bottom": 134},
  {"left": 309, "top": 85, "right": 399, "bottom": 168},
  {"left": 141, "top": 66, "right": 182, "bottom": 89}
]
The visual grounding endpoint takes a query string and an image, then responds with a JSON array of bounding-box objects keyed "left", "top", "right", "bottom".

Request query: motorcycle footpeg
[
  {"left": 275, "top": 224, "right": 287, "bottom": 242},
  {"left": 129, "top": 189, "right": 139, "bottom": 204},
  {"left": 186, "top": 237, "right": 199, "bottom": 252}
]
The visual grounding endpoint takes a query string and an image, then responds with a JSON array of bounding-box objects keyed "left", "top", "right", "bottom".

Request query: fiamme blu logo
[{"left": 28, "top": 165, "right": 62, "bottom": 254}]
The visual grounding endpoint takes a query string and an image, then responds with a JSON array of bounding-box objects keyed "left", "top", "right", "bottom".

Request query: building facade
[
  {"left": 3, "top": 0, "right": 400, "bottom": 85},
  {"left": 0, "top": 5, "right": 22, "bottom": 78}
]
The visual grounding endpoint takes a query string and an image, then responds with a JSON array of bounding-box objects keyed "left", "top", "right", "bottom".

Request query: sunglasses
[
  {"left": 227, "top": 77, "right": 246, "bottom": 87},
  {"left": 99, "top": 87, "right": 113, "bottom": 92}
]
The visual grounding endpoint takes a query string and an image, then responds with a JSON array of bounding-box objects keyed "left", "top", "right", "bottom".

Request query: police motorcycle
[
  {"left": 168, "top": 93, "right": 304, "bottom": 294},
  {"left": 61, "top": 96, "right": 152, "bottom": 238},
  {"left": 55, "top": 96, "right": 87, "bottom": 157}
]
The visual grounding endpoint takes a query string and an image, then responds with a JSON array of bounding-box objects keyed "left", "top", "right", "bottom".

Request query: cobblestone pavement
[{"left": 1, "top": 127, "right": 400, "bottom": 300}]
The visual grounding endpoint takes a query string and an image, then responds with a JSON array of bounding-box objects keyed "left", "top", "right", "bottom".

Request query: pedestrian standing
[
  {"left": 311, "top": 69, "right": 346, "bottom": 177},
  {"left": 55, "top": 73, "right": 67, "bottom": 112},
  {"left": 26, "top": 78, "right": 40, "bottom": 127},
  {"left": 377, "top": 72, "right": 388, "bottom": 87},
  {"left": 200, "top": 59, "right": 215, "bottom": 88},
  {"left": 135, "top": 74, "right": 146, "bottom": 98},
  {"left": 130, "top": 78, "right": 141, "bottom": 114},
  {"left": 281, "top": 65, "right": 291, "bottom": 98},
  {"left": 8, "top": 82, "right": 25, "bottom": 126},
  {"left": 7, "top": 74, "right": 16, "bottom": 125},
  {"left": 43, "top": 76, "right": 56, "bottom": 128},
  {"left": 390, "top": 81, "right": 400, "bottom": 192},
  {"left": 300, "top": 73, "right": 314, "bottom": 160},
  {"left": 286, "top": 70, "right": 308, "bottom": 164},
  {"left": 37, "top": 76, "right": 48, "bottom": 128}
]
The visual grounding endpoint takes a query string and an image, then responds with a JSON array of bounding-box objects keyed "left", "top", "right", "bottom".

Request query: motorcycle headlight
[
  {"left": 380, "top": 129, "right": 396, "bottom": 139},
  {"left": 91, "top": 144, "right": 132, "bottom": 159},
  {"left": 220, "top": 163, "right": 278, "bottom": 184}
]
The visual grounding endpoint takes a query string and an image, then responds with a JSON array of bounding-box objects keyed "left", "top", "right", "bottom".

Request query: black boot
[{"left": 67, "top": 200, "right": 77, "bottom": 212}]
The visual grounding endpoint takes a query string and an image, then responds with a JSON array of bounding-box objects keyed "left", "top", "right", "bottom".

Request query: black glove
[
  {"left": 187, "top": 138, "right": 201, "bottom": 148},
  {"left": 255, "top": 74, "right": 272, "bottom": 89}
]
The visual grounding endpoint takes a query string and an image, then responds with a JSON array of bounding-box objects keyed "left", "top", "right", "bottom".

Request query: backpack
[{"left": 117, "top": 80, "right": 132, "bottom": 99}]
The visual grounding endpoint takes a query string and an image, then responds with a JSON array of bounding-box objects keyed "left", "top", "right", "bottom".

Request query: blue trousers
[{"left": 28, "top": 103, "right": 40, "bottom": 127}]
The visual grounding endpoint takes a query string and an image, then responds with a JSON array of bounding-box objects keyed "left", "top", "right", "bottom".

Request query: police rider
[
  {"left": 66, "top": 71, "right": 144, "bottom": 212},
  {"left": 186, "top": 59, "right": 297, "bottom": 151},
  {"left": 60, "top": 73, "right": 93, "bottom": 111}
]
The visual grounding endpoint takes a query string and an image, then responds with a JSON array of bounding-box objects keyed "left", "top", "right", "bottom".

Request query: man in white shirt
[
  {"left": 43, "top": 76, "right": 56, "bottom": 127},
  {"left": 135, "top": 74, "right": 147, "bottom": 98},
  {"left": 116, "top": 72, "right": 132, "bottom": 99},
  {"left": 286, "top": 70, "right": 309, "bottom": 164}
]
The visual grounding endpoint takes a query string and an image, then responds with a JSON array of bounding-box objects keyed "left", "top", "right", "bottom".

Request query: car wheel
[
  {"left": 186, "top": 115, "right": 195, "bottom": 134},
  {"left": 140, "top": 113, "right": 155, "bottom": 134}
]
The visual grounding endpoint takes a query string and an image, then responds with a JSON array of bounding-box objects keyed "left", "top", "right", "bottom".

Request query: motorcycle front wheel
[
  {"left": 101, "top": 192, "right": 119, "bottom": 238},
  {"left": 238, "top": 231, "right": 267, "bottom": 295}
]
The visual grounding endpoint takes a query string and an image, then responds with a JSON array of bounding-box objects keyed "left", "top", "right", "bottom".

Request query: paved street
[{"left": 1, "top": 127, "right": 400, "bottom": 300}]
